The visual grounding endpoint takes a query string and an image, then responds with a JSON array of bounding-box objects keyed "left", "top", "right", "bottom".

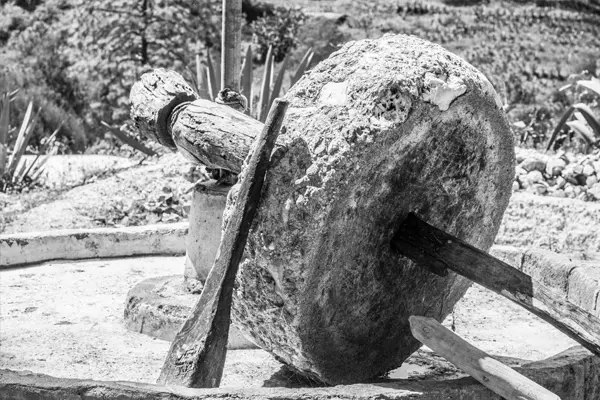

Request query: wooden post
[
  {"left": 221, "top": 0, "right": 242, "bottom": 92},
  {"left": 409, "top": 316, "right": 561, "bottom": 400},
  {"left": 393, "top": 213, "right": 600, "bottom": 358},
  {"left": 157, "top": 99, "right": 288, "bottom": 388}
]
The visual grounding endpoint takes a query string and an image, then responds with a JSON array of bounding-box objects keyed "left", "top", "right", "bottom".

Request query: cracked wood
[{"left": 157, "top": 99, "right": 288, "bottom": 388}]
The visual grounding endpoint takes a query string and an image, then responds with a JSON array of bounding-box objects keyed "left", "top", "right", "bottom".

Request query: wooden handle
[
  {"left": 129, "top": 69, "right": 198, "bottom": 149},
  {"left": 393, "top": 212, "right": 600, "bottom": 358},
  {"left": 157, "top": 99, "right": 289, "bottom": 388},
  {"left": 130, "top": 69, "right": 264, "bottom": 172},
  {"left": 409, "top": 316, "right": 561, "bottom": 400}
]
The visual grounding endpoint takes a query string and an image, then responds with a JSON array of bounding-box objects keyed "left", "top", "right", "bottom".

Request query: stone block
[
  {"left": 124, "top": 275, "right": 256, "bottom": 349},
  {"left": 567, "top": 265, "right": 600, "bottom": 316}
]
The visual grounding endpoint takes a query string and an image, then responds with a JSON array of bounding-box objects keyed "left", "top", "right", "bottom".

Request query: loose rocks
[
  {"left": 227, "top": 34, "right": 515, "bottom": 384},
  {"left": 514, "top": 149, "right": 600, "bottom": 201}
]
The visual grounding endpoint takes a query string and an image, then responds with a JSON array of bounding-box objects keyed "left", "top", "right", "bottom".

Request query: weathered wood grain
[
  {"left": 130, "top": 69, "right": 263, "bottom": 172},
  {"left": 393, "top": 213, "right": 600, "bottom": 358},
  {"left": 157, "top": 99, "right": 288, "bottom": 388},
  {"left": 130, "top": 69, "right": 198, "bottom": 149},
  {"left": 171, "top": 99, "right": 262, "bottom": 171},
  {"left": 409, "top": 316, "right": 561, "bottom": 400}
]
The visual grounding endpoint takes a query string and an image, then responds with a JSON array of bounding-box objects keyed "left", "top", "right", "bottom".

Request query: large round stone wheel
[{"left": 228, "top": 34, "right": 515, "bottom": 384}]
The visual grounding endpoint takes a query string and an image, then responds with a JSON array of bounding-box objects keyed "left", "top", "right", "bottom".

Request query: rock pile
[{"left": 514, "top": 148, "right": 600, "bottom": 201}]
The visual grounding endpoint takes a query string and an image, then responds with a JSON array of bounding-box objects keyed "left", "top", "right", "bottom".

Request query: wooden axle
[
  {"left": 130, "top": 69, "right": 264, "bottom": 173},
  {"left": 393, "top": 213, "right": 600, "bottom": 358}
]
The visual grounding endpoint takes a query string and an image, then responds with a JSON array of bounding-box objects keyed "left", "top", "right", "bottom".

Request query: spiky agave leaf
[
  {"left": 7, "top": 102, "right": 39, "bottom": 176},
  {"left": 0, "top": 92, "right": 10, "bottom": 176},
  {"left": 566, "top": 120, "right": 596, "bottom": 147},
  {"left": 572, "top": 104, "right": 600, "bottom": 138},
  {"left": 8, "top": 89, "right": 18, "bottom": 103},
  {"left": 206, "top": 50, "right": 218, "bottom": 101},
  {"left": 101, "top": 121, "right": 157, "bottom": 156},
  {"left": 546, "top": 106, "right": 575, "bottom": 151},
  {"left": 577, "top": 79, "right": 600, "bottom": 98},
  {"left": 290, "top": 48, "right": 313, "bottom": 87},
  {"left": 29, "top": 145, "right": 58, "bottom": 183},
  {"left": 258, "top": 45, "right": 273, "bottom": 122},
  {"left": 270, "top": 53, "right": 289, "bottom": 110},
  {"left": 13, "top": 158, "right": 28, "bottom": 183},
  {"left": 196, "top": 54, "right": 211, "bottom": 100},
  {"left": 21, "top": 122, "right": 61, "bottom": 182},
  {"left": 240, "top": 45, "right": 253, "bottom": 115}
]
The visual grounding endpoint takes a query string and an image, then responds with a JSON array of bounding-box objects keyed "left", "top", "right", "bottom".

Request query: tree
[{"left": 70, "top": 0, "right": 222, "bottom": 124}]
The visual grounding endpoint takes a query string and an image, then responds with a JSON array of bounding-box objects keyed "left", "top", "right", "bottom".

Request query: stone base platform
[
  {"left": 2, "top": 346, "right": 599, "bottom": 399},
  {"left": 124, "top": 275, "right": 257, "bottom": 349}
]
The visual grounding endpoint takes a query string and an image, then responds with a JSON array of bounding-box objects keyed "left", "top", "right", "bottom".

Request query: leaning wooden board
[
  {"left": 157, "top": 100, "right": 288, "bottom": 388},
  {"left": 410, "top": 316, "right": 561, "bottom": 400}
]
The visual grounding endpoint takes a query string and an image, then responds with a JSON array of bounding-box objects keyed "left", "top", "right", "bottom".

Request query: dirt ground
[
  {"left": 0, "top": 153, "right": 592, "bottom": 386},
  {"left": 0, "top": 255, "right": 578, "bottom": 386}
]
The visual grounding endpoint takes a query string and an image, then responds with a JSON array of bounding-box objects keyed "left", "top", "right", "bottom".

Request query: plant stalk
[{"left": 221, "top": 0, "right": 242, "bottom": 92}]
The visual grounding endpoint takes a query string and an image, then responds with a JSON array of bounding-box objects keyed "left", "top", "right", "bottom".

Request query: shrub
[
  {"left": 295, "top": 16, "right": 349, "bottom": 65},
  {"left": 242, "top": 0, "right": 274, "bottom": 24},
  {"left": 251, "top": 6, "right": 307, "bottom": 63},
  {"left": 0, "top": 89, "right": 60, "bottom": 193}
]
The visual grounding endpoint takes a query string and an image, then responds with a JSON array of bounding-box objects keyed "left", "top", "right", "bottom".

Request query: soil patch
[{"left": 0, "top": 256, "right": 578, "bottom": 384}]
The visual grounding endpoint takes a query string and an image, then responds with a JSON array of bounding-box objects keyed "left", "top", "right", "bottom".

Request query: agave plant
[
  {"left": 100, "top": 121, "right": 157, "bottom": 157},
  {"left": 547, "top": 77, "right": 600, "bottom": 151},
  {"left": 194, "top": 45, "right": 314, "bottom": 120},
  {"left": 0, "top": 89, "right": 59, "bottom": 192}
]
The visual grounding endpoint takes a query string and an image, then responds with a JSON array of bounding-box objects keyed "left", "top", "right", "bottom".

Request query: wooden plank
[
  {"left": 409, "top": 316, "right": 561, "bottom": 400},
  {"left": 157, "top": 99, "right": 289, "bottom": 388},
  {"left": 392, "top": 212, "right": 600, "bottom": 358}
]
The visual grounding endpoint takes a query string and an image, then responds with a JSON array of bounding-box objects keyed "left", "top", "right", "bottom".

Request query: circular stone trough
[{"left": 124, "top": 274, "right": 256, "bottom": 349}]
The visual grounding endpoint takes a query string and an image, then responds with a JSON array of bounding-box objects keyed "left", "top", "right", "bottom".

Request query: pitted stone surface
[{"left": 227, "top": 34, "right": 515, "bottom": 384}]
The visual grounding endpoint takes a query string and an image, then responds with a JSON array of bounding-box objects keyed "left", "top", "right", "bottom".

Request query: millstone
[{"left": 226, "top": 34, "right": 515, "bottom": 384}]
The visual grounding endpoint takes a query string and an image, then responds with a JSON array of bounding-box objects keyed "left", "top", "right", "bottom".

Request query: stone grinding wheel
[{"left": 225, "top": 34, "right": 515, "bottom": 384}]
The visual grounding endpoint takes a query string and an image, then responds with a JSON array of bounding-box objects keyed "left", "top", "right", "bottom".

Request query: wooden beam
[
  {"left": 131, "top": 70, "right": 265, "bottom": 172},
  {"left": 157, "top": 99, "right": 289, "bottom": 388},
  {"left": 409, "top": 316, "right": 561, "bottom": 400},
  {"left": 392, "top": 212, "right": 600, "bottom": 358},
  {"left": 129, "top": 69, "right": 198, "bottom": 149}
]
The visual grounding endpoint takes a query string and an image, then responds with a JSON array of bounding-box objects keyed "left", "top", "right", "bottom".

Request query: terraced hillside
[{"left": 287, "top": 0, "right": 600, "bottom": 146}]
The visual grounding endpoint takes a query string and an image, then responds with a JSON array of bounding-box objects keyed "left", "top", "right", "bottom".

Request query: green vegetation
[
  {"left": 196, "top": 45, "right": 314, "bottom": 119},
  {"left": 0, "top": 0, "right": 306, "bottom": 161},
  {"left": 1, "top": 0, "right": 600, "bottom": 185},
  {"left": 0, "top": 88, "right": 60, "bottom": 192},
  {"left": 547, "top": 76, "right": 600, "bottom": 151}
]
